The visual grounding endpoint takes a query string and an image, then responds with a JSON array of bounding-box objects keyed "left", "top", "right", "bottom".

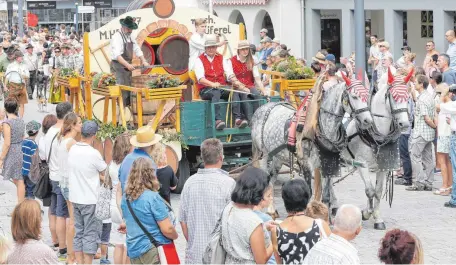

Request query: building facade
[{"left": 195, "top": 0, "right": 456, "bottom": 66}]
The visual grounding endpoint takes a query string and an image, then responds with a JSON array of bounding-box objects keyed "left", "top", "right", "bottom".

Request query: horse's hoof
[
  {"left": 362, "top": 210, "right": 371, "bottom": 221},
  {"left": 374, "top": 222, "right": 386, "bottom": 230}
]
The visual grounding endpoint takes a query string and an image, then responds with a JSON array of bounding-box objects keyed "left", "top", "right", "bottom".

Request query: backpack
[{"left": 29, "top": 150, "right": 41, "bottom": 184}]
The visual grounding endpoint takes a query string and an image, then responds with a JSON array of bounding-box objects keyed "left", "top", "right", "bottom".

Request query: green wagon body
[{"left": 174, "top": 96, "right": 281, "bottom": 192}]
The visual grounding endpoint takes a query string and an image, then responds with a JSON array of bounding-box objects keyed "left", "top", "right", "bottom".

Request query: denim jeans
[
  {"left": 449, "top": 135, "right": 456, "bottom": 204},
  {"left": 23, "top": 175, "right": 35, "bottom": 199},
  {"left": 399, "top": 134, "right": 412, "bottom": 182}
]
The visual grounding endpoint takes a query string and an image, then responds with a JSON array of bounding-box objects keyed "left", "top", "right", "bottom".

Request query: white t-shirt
[
  {"left": 68, "top": 142, "right": 107, "bottom": 205},
  {"left": 44, "top": 126, "right": 61, "bottom": 182},
  {"left": 38, "top": 136, "right": 46, "bottom": 160}
]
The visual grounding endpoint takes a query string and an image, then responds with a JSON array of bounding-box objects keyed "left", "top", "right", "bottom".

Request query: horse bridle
[
  {"left": 371, "top": 88, "right": 409, "bottom": 122},
  {"left": 342, "top": 90, "right": 370, "bottom": 123}
]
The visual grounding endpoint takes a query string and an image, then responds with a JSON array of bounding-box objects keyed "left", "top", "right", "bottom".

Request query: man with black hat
[
  {"left": 110, "top": 16, "right": 149, "bottom": 107},
  {"left": 24, "top": 43, "right": 39, "bottom": 99}
]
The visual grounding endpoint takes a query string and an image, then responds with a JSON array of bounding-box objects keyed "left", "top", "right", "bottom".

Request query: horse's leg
[
  {"left": 358, "top": 167, "right": 376, "bottom": 221},
  {"left": 266, "top": 156, "right": 282, "bottom": 219},
  {"left": 372, "top": 171, "right": 387, "bottom": 230}
]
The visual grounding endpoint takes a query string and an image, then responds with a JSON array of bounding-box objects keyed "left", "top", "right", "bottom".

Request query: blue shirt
[
  {"left": 261, "top": 47, "right": 274, "bottom": 70},
  {"left": 442, "top": 69, "right": 456, "bottom": 86},
  {"left": 447, "top": 41, "right": 456, "bottom": 71},
  {"left": 121, "top": 190, "right": 171, "bottom": 259},
  {"left": 119, "top": 148, "right": 157, "bottom": 192},
  {"left": 21, "top": 138, "right": 38, "bottom": 176},
  {"left": 253, "top": 210, "right": 277, "bottom": 264}
]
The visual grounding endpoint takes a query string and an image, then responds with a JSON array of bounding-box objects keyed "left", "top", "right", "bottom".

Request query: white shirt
[
  {"left": 226, "top": 55, "right": 260, "bottom": 78},
  {"left": 68, "top": 142, "right": 107, "bottom": 205},
  {"left": 188, "top": 33, "right": 205, "bottom": 70},
  {"left": 38, "top": 136, "right": 46, "bottom": 160},
  {"left": 439, "top": 101, "right": 456, "bottom": 132},
  {"left": 23, "top": 52, "right": 38, "bottom": 71},
  {"left": 110, "top": 31, "right": 143, "bottom": 60},
  {"left": 194, "top": 53, "right": 233, "bottom": 82},
  {"left": 303, "top": 233, "right": 360, "bottom": 265},
  {"left": 44, "top": 126, "right": 61, "bottom": 182},
  {"left": 5, "top": 61, "right": 29, "bottom": 84}
]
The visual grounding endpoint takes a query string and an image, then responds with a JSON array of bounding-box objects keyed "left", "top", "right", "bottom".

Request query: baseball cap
[
  {"left": 81, "top": 120, "right": 99, "bottom": 137},
  {"left": 260, "top": 37, "right": 272, "bottom": 43},
  {"left": 325, "top": 54, "right": 336, "bottom": 62},
  {"left": 26, "top": 120, "right": 41, "bottom": 135}
]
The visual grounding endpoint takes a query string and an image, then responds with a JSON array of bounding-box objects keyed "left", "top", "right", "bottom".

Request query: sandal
[{"left": 434, "top": 187, "right": 451, "bottom": 195}]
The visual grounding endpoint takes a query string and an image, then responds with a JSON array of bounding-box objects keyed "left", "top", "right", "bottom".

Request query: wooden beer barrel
[
  {"left": 140, "top": 42, "right": 156, "bottom": 74},
  {"left": 156, "top": 35, "right": 189, "bottom": 75},
  {"left": 165, "top": 145, "right": 179, "bottom": 173},
  {"left": 131, "top": 93, "right": 160, "bottom": 125}
]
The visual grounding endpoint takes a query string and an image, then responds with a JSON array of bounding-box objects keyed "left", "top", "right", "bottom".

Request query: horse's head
[
  {"left": 386, "top": 67, "right": 412, "bottom": 131},
  {"left": 340, "top": 71, "right": 373, "bottom": 129}
]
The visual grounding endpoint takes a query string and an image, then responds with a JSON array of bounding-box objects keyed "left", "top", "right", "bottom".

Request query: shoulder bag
[
  {"left": 126, "top": 197, "right": 180, "bottom": 265},
  {"left": 95, "top": 163, "right": 112, "bottom": 220},
  {"left": 202, "top": 206, "right": 228, "bottom": 264},
  {"left": 33, "top": 134, "right": 57, "bottom": 199}
]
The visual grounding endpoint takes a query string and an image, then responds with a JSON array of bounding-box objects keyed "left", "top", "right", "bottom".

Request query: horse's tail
[
  {"left": 252, "top": 142, "right": 261, "bottom": 168},
  {"left": 302, "top": 75, "right": 325, "bottom": 139}
]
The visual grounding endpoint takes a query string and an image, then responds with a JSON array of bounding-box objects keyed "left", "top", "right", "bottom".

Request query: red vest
[
  {"left": 197, "top": 53, "right": 227, "bottom": 91},
  {"left": 230, "top": 55, "right": 255, "bottom": 88}
]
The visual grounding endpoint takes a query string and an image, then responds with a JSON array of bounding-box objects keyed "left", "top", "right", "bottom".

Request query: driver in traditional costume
[
  {"left": 195, "top": 35, "right": 250, "bottom": 130},
  {"left": 228, "top": 40, "right": 266, "bottom": 120},
  {"left": 110, "top": 16, "right": 149, "bottom": 107}
]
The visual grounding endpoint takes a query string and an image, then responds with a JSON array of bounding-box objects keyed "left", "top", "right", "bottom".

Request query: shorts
[
  {"left": 62, "top": 187, "right": 69, "bottom": 201},
  {"left": 73, "top": 203, "right": 102, "bottom": 254},
  {"left": 101, "top": 223, "right": 112, "bottom": 244},
  {"left": 130, "top": 246, "right": 159, "bottom": 264},
  {"left": 50, "top": 180, "right": 69, "bottom": 218},
  {"left": 437, "top": 136, "right": 451, "bottom": 154}
]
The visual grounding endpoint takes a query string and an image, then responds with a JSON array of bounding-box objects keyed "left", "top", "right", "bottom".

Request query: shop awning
[{"left": 201, "top": 0, "right": 269, "bottom": 6}]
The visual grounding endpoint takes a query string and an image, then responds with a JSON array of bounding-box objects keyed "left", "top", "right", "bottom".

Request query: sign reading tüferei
[
  {"left": 83, "top": 0, "right": 112, "bottom": 8},
  {"left": 26, "top": 1, "right": 57, "bottom": 9}
]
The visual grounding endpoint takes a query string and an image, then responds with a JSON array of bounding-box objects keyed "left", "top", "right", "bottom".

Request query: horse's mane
[{"left": 301, "top": 73, "right": 326, "bottom": 140}]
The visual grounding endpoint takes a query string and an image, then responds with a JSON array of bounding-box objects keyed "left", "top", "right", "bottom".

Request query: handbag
[
  {"left": 33, "top": 134, "right": 57, "bottom": 199},
  {"left": 126, "top": 198, "right": 180, "bottom": 265},
  {"left": 95, "top": 164, "right": 112, "bottom": 221},
  {"left": 202, "top": 205, "right": 229, "bottom": 264}
]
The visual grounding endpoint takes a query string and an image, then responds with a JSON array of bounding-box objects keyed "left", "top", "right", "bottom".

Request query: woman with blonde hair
[
  {"left": 434, "top": 83, "right": 453, "bottom": 195},
  {"left": 151, "top": 143, "right": 177, "bottom": 204},
  {"left": 7, "top": 200, "right": 59, "bottom": 264},
  {"left": 121, "top": 158, "right": 179, "bottom": 264},
  {"left": 56, "top": 112, "right": 82, "bottom": 264}
]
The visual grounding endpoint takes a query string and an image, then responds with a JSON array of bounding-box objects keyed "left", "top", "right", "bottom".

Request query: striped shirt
[
  {"left": 22, "top": 138, "right": 38, "bottom": 176},
  {"left": 303, "top": 233, "right": 360, "bottom": 265}
]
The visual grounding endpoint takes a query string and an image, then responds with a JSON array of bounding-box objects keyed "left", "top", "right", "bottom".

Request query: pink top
[{"left": 7, "top": 239, "right": 59, "bottom": 264}]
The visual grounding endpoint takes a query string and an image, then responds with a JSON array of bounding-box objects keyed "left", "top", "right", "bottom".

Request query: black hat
[
  {"left": 120, "top": 16, "right": 138, "bottom": 30},
  {"left": 5, "top": 46, "right": 16, "bottom": 55},
  {"left": 25, "top": 43, "right": 33, "bottom": 49}
]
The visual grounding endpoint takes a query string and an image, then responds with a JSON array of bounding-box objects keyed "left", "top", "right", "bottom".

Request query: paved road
[{"left": 1, "top": 99, "right": 455, "bottom": 263}]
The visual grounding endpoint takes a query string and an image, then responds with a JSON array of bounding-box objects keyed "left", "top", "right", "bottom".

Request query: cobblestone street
[{"left": 1, "top": 101, "right": 455, "bottom": 263}]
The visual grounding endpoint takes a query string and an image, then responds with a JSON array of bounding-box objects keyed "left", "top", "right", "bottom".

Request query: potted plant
[
  {"left": 158, "top": 128, "right": 188, "bottom": 163},
  {"left": 58, "top": 68, "right": 79, "bottom": 87}
]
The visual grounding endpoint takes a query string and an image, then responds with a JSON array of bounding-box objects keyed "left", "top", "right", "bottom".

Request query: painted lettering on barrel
[{"left": 191, "top": 15, "right": 232, "bottom": 35}]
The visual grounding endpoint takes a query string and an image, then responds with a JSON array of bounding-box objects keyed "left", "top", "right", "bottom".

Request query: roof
[{"left": 201, "top": 0, "right": 270, "bottom": 6}]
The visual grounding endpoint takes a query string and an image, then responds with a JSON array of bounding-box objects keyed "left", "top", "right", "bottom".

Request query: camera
[{"left": 449, "top": 84, "right": 456, "bottom": 93}]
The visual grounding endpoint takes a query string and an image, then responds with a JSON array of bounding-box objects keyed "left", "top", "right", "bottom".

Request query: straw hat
[
  {"left": 312, "top": 51, "right": 326, "bottom": 64},
  {"left": 436, "top": 83, "right": 449, "bottom": 95},
  {"left": 236, "top": 40, "right": 250, "bottom": 50},
  {"left": 204, "top": 34, "right": 218, "bottom": 47},
  {"left": 272, "top": 38, "right": 280, "bottom": 44},
  {"left": 130, "top": 126, "right": 163, "bottom": 147}
]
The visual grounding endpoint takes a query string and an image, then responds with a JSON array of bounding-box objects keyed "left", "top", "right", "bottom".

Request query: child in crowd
[
  {"left": 151, "top": 143, "right": 177, "bottom": 204},
  {"left": 99, "top": 221, "right": 112, "bottom": 264},
  {"left": 21, "top": 120, "right": 41, "bottom": 199},
  {"left": 253, "top": 184, "right": 276, "bottom": 264}
]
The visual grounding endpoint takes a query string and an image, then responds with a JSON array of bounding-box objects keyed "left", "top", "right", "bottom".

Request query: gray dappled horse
[
  {"left": 251, "top": 73, "right": 373, "bottom": 216},
  {"left": 340, "top": 67, "right": 412, "bottom": 229}
]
